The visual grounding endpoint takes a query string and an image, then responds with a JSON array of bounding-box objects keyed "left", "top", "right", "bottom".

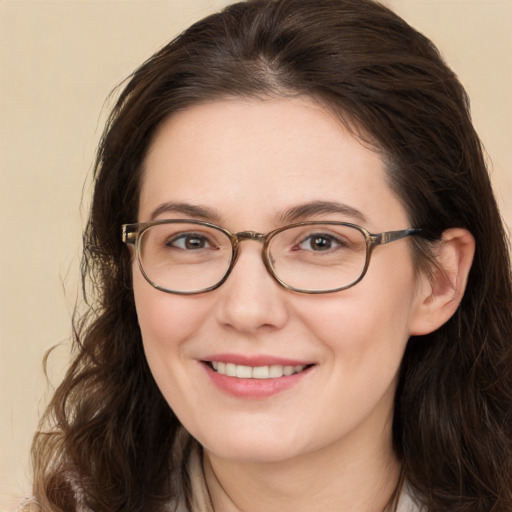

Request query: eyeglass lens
[{"left": 137, "top": 222, "right": 368, "bottom": 293}]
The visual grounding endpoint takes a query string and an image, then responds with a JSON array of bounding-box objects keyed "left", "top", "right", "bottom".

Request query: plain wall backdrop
[{"left": 1, "top": 0, "right": 511, "bottom": 508}]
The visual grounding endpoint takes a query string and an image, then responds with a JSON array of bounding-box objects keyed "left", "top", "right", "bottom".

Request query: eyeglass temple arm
[
  {"left": 372, "top": 228, "right": 421, "bottom": 246},
  {"left": 121, "top": 225, "right": 137, "bottom": 245}
]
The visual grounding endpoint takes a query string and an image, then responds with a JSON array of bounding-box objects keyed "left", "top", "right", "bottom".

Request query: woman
[{"left": 27, "top": 0, "right": 512, "bottom": 511}]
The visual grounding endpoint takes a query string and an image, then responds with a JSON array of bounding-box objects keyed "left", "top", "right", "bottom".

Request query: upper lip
[{"left": 202, "top": 353, "right": 314, "bottom": 367}]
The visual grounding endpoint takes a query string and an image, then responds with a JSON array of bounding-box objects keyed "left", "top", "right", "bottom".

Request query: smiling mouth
[{"left": 206, "top": 361, "right": 312, "bottom": 379}]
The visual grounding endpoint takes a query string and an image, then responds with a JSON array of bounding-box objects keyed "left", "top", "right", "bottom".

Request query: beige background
[{"left": 0, "top": 0, "right": 510, "bottom": 508}]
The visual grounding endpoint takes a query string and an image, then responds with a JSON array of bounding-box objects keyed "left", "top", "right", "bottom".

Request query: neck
[{"left": 203, "top": 419, "right": 400, "bottom": 512}]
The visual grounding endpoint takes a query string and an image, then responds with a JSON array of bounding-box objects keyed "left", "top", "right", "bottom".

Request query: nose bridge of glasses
[
  {"left": 235, "top": 231, "right": 266, "bottom": 244},
  {"left": 230, "top": 231, "right": 271, "bottom": 272},
  {"left": 227, "top": 230, "right": 275, "bottom": 284}
]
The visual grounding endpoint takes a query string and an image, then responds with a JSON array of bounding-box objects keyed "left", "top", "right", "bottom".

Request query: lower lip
[{"left": 203, "top": 363, "right": 313, "bottom": 399}]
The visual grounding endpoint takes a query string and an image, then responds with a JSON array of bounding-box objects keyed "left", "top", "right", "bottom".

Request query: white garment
[
  {"left": 181, "top": 442, "right": 421, "bottom": 512},
  {"left": 396, "top": 486, "right": 421, "bottom": 512}
]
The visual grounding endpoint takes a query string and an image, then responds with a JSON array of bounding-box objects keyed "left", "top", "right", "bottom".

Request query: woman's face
[{"left": 134, "top": 97, "right": 429, "bottom": 463}]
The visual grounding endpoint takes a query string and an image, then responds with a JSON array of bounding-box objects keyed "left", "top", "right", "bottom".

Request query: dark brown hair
[{"left": 31, "top": 1, "right": 512, "bottom": 510}]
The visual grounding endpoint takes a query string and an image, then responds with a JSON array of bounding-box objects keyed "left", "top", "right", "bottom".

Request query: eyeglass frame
[{"left": 121, "top": 219, "right": 422, "bottom": 295}]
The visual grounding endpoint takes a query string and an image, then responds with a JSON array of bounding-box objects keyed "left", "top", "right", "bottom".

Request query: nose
[{"left": 214, "top": 242, "right": 289, "bottom": 334}]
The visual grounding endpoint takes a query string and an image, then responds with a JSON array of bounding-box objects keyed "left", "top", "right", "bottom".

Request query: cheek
[
  {"left": 296, "top": 261, "right": 419, "bottom": 365},
  {"left": 132, "top": 273, "right": 215, "bottom": 405},
  {"left": 132, "top": 273, "right": 210, "bottom": 415},
  {"left": 133, "top": 269, "right": 207, "bottom": 345}
]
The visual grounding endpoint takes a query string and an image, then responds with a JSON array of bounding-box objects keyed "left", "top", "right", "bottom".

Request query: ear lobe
[{"left": 409, "top": 228, "right": 475, "bottom": 336}]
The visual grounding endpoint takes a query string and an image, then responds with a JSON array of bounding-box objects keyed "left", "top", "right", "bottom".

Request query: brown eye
[
  {"left": 297, "top": 234, "right": 346, "bottom": 252},
  {"left": 167, "top": 233, "right": 214, "bottom": 250}
]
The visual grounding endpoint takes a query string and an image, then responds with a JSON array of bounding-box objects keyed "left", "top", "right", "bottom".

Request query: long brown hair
[{"left": 31, "top": 1, "right": 512, "bottom": 510}]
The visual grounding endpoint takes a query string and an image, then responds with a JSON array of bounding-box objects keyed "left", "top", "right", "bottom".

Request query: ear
[{"left": 409, "top": 228, "right": 475, "bottom": 336}]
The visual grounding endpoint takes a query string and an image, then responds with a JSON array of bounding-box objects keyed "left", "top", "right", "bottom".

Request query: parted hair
[{"left": 30, "top": 1, "right": 512, "bottom": 511}]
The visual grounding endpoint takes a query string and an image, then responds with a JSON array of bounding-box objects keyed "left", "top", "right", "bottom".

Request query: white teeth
[
  {"left": 252, "top": 366, "right": 270, "bottom": 379},
  {"left": 236, "top": 365, "right": 252, "bottom": 378},
  {"left": 211, "top": 362, "right": 306, "bottom": 379},
  {"left": 269, "top": 365, "right": 284, "bottom": 378},
  {"left": 283, "top": 365, "right": 294, "bottom": 376}
]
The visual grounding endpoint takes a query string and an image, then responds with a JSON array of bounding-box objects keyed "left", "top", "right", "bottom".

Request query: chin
[
  {"left": 205, "top": 440, "right": 304, "bottom": 464},
  {"left": 192, "top": 421, "right": 320, "bottom": 464}
]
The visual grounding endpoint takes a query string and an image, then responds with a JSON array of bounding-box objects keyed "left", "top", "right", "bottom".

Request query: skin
[{"left": 133, "top": 97, "right": 472, "bottom": 511}]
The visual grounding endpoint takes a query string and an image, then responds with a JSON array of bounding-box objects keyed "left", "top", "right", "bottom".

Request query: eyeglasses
[{"left": 121, "top": 219, "right": 421, "bottom": 295}]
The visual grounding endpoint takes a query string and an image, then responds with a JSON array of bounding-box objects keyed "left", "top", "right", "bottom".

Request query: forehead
[{"left": 139, "top": 97, "right": 408, "bottom": 231}]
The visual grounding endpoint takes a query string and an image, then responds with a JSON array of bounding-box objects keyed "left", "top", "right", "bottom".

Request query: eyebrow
[
  {"left": 149, "top": 201, "right": 222, "bottom": 222},
  {"left": 277, "top": 200, "right": 368, "bottom": 225},
  {"left": 149, "top": 199, "right": 367, "bottom": 226}
]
